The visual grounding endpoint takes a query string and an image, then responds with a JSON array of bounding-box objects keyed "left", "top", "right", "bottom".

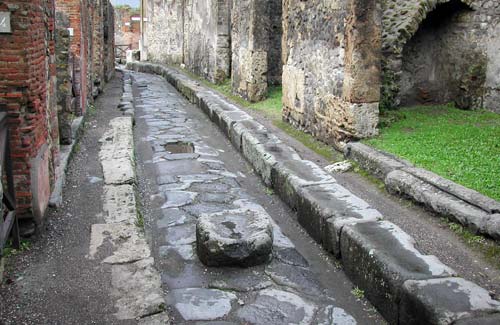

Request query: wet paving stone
[
  {"left": 236, "top": 288, "right": 317, "bottom": 324},
  {"left": 168, "top": 288, "right": 237, "bottom": 321},
  {"left": 132, "top": 71, "right": 381, "bottom": 323}
]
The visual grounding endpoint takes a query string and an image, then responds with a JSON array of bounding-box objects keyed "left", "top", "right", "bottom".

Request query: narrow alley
[{"left": 1, "top": 0, "right": 500, "bottom": 324}]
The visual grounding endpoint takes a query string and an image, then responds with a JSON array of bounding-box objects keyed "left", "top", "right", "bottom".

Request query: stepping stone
[{"left": 196, "top": 208, "right": 273, "bottom": 267}]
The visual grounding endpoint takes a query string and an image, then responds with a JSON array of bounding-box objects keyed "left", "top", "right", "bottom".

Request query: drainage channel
[{"left": 131, "top": 71, "right": 384, "bottom": 324}]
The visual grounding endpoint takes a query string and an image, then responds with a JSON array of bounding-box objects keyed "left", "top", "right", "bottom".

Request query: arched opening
[{"left": 399, "top": 0, "right": 483, "bottom": 108}]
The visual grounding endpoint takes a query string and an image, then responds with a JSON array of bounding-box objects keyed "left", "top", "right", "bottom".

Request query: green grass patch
[
  {"left": 442, "top": 218, "right": 500, "bottom": 269},
  {"left": 2, "top": 239, "right": 31, "bottom": 258},
  {"left": 365, "top": 105, "right": 500, "bottom": 201},
  {"left": 273, "top": 120, "right": 341, "bottom": 163}
]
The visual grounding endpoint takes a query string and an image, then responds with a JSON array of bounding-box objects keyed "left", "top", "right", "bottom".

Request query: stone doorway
[{"left": 399, "top": 0, "right": 482, "bottom": 108}]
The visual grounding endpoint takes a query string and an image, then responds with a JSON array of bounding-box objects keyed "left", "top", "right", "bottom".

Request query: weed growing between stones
[
  {"left": 351, "top": 287, "right": 365, "bottom": 300},
  {"left": 442, "top": 218, "right": 500, "bottom": 269},
  {"left": 350, "top": 162, "right": 386, "bottom": 190},
  {"left": 265, "top": 187, "right": 274, "bottom": 196},
  {"left": 2, "top": 239, "right": 31, "bottom": 258},
  {"left": 135, "top": 201, "right": 145, "bottom": 231}
]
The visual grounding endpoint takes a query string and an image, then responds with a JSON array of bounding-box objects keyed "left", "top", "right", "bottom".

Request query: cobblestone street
[{"left": 132, "top": 71, "right": 383, "bottom": 324}]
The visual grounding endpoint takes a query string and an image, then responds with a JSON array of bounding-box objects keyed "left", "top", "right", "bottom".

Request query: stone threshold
[
  {"left": 127, "top": 62, "right": 500, "bottom": 325},
  {"left": 344, "top": 142, "right": 500, "bottom": 241}
]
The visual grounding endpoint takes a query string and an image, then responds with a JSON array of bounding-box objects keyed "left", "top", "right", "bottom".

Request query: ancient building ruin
[
  {"left": 142, "top": 0, "right": 500, "bottom": 148},
  {"left": 381, "top": 0, "right": 500, "bottom": 111},
  {"left": 231, "top": 0, "right": 282, "bottom": 102},
  {"left": 145, "top": 0, "right": 232, "bottom": 83},
  {"left": 114, "top": 5, "right": 141, "bottom": 56},
  {"left": 0, "top": 0, "right": 115, "bottom": 226}
]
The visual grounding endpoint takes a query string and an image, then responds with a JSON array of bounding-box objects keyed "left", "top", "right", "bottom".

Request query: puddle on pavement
[{"left": 164, "top": 142, "right": 195, "bottom": 154}]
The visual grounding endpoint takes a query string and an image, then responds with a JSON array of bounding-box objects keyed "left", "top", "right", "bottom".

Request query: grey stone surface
[
  {"left": 208, "top": 268, "right": 273, "bottom": 292},
  {"left": 399, "top": 277, "right": 500, "bottom": 324},
  {"left": 265, "top": 261, "right": 323, "bottom": 296},
  {"left": 454, "top": 313, "right": 500, "bottom": 325},
  {"left": 99, "top": 117, "right": 135, "bottom": 185},
  {"left": 196, "top": 208, "right": 273, "bottom": 267},
  {"left": 138, "top": 312, "right": 171, "bottom": 325},
  {"left": 88, "top": 223, "right": 150, "bottom": 264},
  {"left": 386, "top": 170, "right": 494, "bottom": 238},
  {"left": 296, "top": 182, "right": 381, "bottom": 255},
  {"left": 403, "top": 167, "right": 500, "bottom": 214},
  {"left": 344, "top": 142, "right": 412, "bottom": 180},
  {"left": 102, "top": 184, "right": 137, "bottom": 224},
  {"left": 168, "top": 288, "right": 237, "bottom": 321},
  {"left": 273, "top": 247, "right": 309, "bottom": 267},
  {"left": 236, "top": 288, "right": 317, "bottom": 325},
  {"left": 341, "top": 220, "right": 456, "bottom": 324},
  {"left": 111, "top": 258, "right": 165, "bottom": 320}
]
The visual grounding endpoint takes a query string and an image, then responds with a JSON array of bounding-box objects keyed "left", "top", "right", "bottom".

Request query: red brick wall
[
  {"left": 55, "top": 0, "right": 91, "bottom": 114},
  {"left": 0, "top": 0, "right": 59, "bottom": 219}
]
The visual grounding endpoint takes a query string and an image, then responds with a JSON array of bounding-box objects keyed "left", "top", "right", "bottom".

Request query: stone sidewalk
[{"left": 131, "top": 71, "right": 384, "bottom": 324}]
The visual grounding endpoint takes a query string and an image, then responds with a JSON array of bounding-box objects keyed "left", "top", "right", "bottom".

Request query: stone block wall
[
  {"left": 103, "top": 0, "right": 115, "bottom": 82},
  {"left": 381, "top": 0, "right": 500, "bottom": 112},
  {"left": 0, "top": 0, "right": 60, "bottom": 222},
  {"left": 145, "top": 0, "right": 232, "bottom": 83},
  {"left": 282, "top": 0, "right": 381, "bottom": 148},
  {"left": 231, "top": 0, "right": 282, "bottom": 102},
  {"left": 55, "top": 20, "right": 76, "bottom": 145}
]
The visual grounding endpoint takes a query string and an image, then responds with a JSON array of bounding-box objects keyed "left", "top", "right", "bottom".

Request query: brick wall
[
  {"left": 0, "top": 0, "right": 115, "bottom": 226},
  {"left": 0, "top": 0, "right": 60, "bottom": 222}
]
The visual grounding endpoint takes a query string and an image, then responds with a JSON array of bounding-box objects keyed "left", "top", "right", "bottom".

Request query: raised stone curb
[
  {"left": 127, "top": 62, "right": 500, "bottom": 324},
  {"left": 345, "top": 142, "right": 500, "bottom": 240},
  {"left": 49, "top": 116, "right": 85, "bottom": 207},
  {"left": 92, "top": 77, "right": 168, "bottom": 322}
]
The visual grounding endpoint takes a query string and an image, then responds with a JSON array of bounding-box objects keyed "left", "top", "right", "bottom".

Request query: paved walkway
[{"left": 132, "top": 71, "right": 384, "bottom": 324}]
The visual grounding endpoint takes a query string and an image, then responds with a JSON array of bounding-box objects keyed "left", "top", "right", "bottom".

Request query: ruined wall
[
  {"left": 114, "top": 6, "right": 140, "bottom": 52},
  {"left": 231, "top": 0, "right": 282, "bottom": 102},
  {"left": 0, "top": 0, "right": 60, "bottom": 221},
  {"left": 55, "top": 0, "right": 91, "bottom": 114},
  {"left": 55, "top": 20, "right": 76, "bottom": 145},
  {"left": 145, "top": 0, "right": 184, "bottom": 64},
  {"left": 282, "top": 0, "right": 381, "bottom": 147},
  {"left": 382, "top": 0, "right": 500, "bottom": 112},
  {"left": 103, "top": 0, "right": 115, "bottom": 82},
  {"left": 92, "top": 0, "right": 105, "bottom": 96},
  {"left": 145, "top": 0, "right": 231, "bottom": 83}
]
